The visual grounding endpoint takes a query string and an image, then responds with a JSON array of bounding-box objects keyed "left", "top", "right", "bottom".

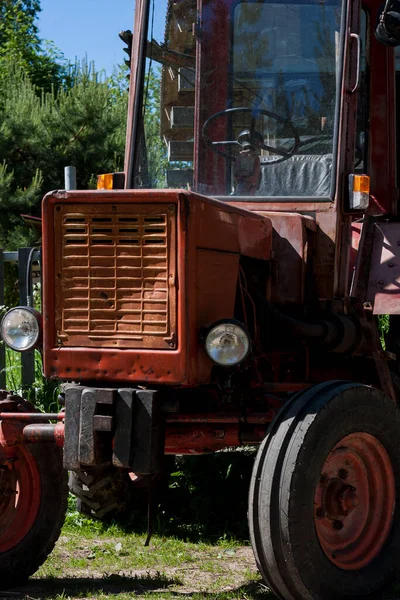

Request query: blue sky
[{"left": 38, "top": 0, "right": 167, "bottom": 76}]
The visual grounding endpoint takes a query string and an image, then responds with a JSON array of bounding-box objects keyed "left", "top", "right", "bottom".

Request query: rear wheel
[
  {"left": 0, "top": 441, "right": 68, "bottom": 587},
  {"left": 249, "top": 382, "right": 400, "bottom": 600}
]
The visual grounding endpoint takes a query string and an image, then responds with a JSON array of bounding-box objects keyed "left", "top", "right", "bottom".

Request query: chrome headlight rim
[
  {"left": 204, "top": 319, "right": 251, "bottom": 367},
  {"left": 1, "top": 306, "right": 42, "bottom": 352}
]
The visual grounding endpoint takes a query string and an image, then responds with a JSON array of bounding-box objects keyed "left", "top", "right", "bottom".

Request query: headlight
[
  {"left": 1, "top": 307, "right": 42, "bottom": 352},
  {"left": 205, "top": 321, "right": 250, "bottom": 366}
]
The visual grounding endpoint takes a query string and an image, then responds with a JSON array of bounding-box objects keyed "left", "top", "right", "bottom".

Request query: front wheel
[
  {"left": 249, "top": 382, "right": 400, "bottom": 600},
  {"left": 0, "top": 441, "right": 68, "bottom": 587}
]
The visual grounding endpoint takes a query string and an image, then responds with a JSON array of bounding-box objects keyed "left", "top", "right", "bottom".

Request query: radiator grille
[{"left": 54, "top": 204, "right": 177, "bottom": 349}]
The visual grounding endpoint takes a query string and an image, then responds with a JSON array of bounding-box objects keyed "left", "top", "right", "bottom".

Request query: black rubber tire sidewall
[
  {"left": 251, "top": 381, "right": 345, "bottom": 600},
  {"left": 281, "top": 385, "right": 400, "bottom": 600}
]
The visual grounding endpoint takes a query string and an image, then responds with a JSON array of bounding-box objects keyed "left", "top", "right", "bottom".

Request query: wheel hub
[
  {"left": 319, "top": 478, "right": 359, "bottom": 519},
  {"left": 314, "top": 432, "right": 395, "bottom": 570}
]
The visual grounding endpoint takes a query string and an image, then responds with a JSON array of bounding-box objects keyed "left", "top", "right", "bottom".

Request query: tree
[
  {"left": 0, "top": 61, "right": 127, "bottom": 248},
  {"left": 0, "top": 2, "right": 130, "bottom": 249},
  {"left": 0, "top": 0, "right": 67, "bottom": 91},
  {"left": 143, "top": 67, "right": 168, "bottom": 188}
]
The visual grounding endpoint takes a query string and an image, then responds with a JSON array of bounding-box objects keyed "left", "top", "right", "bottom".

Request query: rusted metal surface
[
  {"left": 258, "top": 211, "right": 310, "bottom": 304},
  {"left": 190, "top": 192, "right": 272, "bottom": 260},
  {"left": 364, "top": 0, "right": 397, "bottom": 216},
  {"left": 54, "top": 203, "right": 177, "bottom": 350},
  {"left": 54, "top": 422, "right": 65, "bottom": 447},
  {"left": 195, "top": 250, "right": 238, "bottom": 330},
  {"left": 314, "top": 432, "right": 395, "bottom": 570},
  {"left": 0, "top": 413, "right": 63, "bottom": 421},
  {"left": 42, "top": 189, "right": 271, "bottom": 384},
  {"left": 23, "top": 423, "right": 65, "bottom": 447},
  {"left": 367, "top": 222, "right": 400, "bottom": 314},
  {"left": 227, "top": 201, "right": 339, "bottom": 300},
  {"left": 43, "top": 190, "right": 187, "bottom": 383},
  {"left": 165, "top": 412, "right": 275, "bottom": 424},
  {"left": 0, "top": 410, "right": 269, "bottom": 454},
  {"left": 164, "top": 423, "right": 265, "bottom": 454}
]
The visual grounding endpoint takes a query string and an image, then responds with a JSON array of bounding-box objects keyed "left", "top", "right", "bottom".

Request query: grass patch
[{"left": 8, "top": 515, "right": 272, "bottom": 600}]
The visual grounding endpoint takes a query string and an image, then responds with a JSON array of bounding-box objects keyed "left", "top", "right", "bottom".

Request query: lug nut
[{"left": 333, "top": 520, "right": 344, "bottom": 530}]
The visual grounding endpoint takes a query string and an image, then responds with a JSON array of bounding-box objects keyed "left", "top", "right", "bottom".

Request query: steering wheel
[{"left": 202, "top": 107, "right": 301, "bottom": 164}]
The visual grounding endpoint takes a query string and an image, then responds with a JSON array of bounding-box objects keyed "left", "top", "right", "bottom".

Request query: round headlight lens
[
  {"left": 1, "top": 307, "right": 41, "bottom": 352},
  {"left": 205, "top": 322, "right": 250, "bottom": 366}
]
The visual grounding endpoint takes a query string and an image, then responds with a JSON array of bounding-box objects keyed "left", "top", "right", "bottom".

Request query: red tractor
[{"left": 2, "top": 0, "right": 400, "bottom": 597}]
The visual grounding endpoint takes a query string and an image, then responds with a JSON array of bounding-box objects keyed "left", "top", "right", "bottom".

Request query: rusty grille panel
[{"left": 54, "top": 204, "right": 177, "bottom": 349}]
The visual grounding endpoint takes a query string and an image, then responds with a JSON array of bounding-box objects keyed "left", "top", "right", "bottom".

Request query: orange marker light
[
  {"left": 353, "top": 175, "right": 370, "bottom": 193},
  {"left": 97, "top": 173, "right": 114, "bottom": 190},
  {"left": 349, "top": 174, "right": 370, "bottom": 210}
]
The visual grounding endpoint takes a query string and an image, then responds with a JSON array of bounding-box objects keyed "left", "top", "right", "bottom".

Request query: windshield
[{"left": 134, "top": 0, "right": 343, "bottom": 198}]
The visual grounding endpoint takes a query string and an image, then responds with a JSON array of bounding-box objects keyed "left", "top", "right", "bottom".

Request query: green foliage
[
  {"left": 156, "top": 451, "right": 256, "bottom": 542},
  {"left": 378, "top": 314, "right": 390, "bottom": 349},
  {"left": 0, "top": 160, "right": 43, "bottom": 249},
  {"left": 0, "top": 60, "right": 127, "bottom": 248},
  {"left": 3, "top": 345, "right": 59, "bottom": 410},
  {"left": 0, "top": 1, "right": 130, "bottom": 248},
  {"left": 0, "top": 0, "right": 68, "bottom": 91},
  {"left": 143, "top": 67, "right": 168, "bottom": 188}
]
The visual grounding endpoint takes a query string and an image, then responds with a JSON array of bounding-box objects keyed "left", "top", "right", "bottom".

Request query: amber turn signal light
[{"left": 97, "top": 173, "right": 114, "bottom": 190}]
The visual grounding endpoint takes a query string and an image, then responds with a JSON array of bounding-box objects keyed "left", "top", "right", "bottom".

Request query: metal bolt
[
  {"left": 338, "top": 469, "right": 348, "bottom": 480},
  {"left": 333, "top": 520, "right": 343, "bottom": 530},
  {"left": 168, "top": 204, "right": 175, "bottom": 212}
]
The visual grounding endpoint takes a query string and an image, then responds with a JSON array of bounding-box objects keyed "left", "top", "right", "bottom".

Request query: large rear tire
[
  {"left": 0, "top": 442, "right": 68, "bottom": 587},
  {"left": 249, "top": 382, "right": 400, "bottom": 600}
]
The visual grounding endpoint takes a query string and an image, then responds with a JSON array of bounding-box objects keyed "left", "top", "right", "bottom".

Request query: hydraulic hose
[{"left": 260, "top": 297, "right": 360, "bottom": 353}]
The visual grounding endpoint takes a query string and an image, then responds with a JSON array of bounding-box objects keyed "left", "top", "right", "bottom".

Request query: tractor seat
[{"left": 258, "top": 154, "right": 332, "bottom": 197}]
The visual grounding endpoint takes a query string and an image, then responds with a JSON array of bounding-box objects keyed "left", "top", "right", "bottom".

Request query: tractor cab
[{"left": 127, "top": 0, "right": 353, "bottom": 202}]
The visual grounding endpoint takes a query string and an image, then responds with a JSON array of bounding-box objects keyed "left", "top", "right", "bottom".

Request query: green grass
[
  {"left": 2, "top": 345, "right": 60, "bottom": 410},
  {"left": 5, "top": 513, "right": 271, "bottom": 600}
]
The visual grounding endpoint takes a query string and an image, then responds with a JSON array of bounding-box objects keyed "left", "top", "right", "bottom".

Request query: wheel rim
[
  {"left": 0, "top": 445, "right": 41, "bottom": 551},
  {"left": 314, "top": 432, "right": 395, "bottom": 570}
]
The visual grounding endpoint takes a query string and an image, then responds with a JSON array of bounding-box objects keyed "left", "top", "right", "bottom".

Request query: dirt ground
[{"left": 0, "top": 533, "right": 269, "bottom": 600}]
